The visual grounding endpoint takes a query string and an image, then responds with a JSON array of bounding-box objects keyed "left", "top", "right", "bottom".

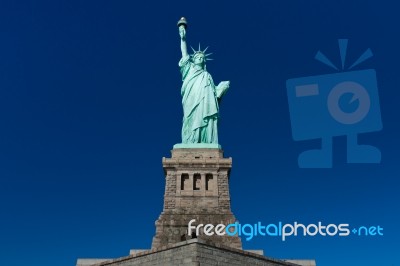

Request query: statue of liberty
[{"left": 177, "top": 18, "right": 230, "bottom": 145}]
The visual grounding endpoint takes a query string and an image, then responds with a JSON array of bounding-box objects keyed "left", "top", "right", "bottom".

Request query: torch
[{"left": 177, "top": 17, "right": 188, "bottom": 30}]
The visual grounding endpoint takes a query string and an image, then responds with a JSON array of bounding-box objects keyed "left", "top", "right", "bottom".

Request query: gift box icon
[{"left": 286, "top": 39, "right": 382, "bottom": 168}]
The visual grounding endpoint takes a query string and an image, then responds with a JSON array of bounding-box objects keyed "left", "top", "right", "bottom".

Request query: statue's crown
[{"left": 190, "top": 43, "right": 213, "bottom": 62}]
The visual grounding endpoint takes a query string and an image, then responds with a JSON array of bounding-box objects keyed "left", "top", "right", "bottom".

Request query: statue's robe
[{"left": 179, "top": 55, "right": 219, "bottom": 143}]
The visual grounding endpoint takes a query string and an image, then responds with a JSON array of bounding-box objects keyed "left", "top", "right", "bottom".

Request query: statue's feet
[
  {"left": 298, "top": 149, "right": 332, "bottom": 168},
  {"left": 347, "top": 144, "right": 381, "bottom": 163}
]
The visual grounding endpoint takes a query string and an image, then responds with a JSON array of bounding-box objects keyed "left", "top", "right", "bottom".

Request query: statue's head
[
  {"left": 191, "top": 44, "right": 213, "bottom": 69},
  {"left": 193, "top": 52, "right": 206, "bottom": 66}
]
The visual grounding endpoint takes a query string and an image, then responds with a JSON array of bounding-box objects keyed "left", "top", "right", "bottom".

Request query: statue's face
[{"left": 193, "top": 53, "right": 205, "bottom": 66}]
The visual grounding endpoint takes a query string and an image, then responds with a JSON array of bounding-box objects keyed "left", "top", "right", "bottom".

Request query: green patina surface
[
  {"left": 173, "top": 143, "right": 221, "bottom": 149},
  {"left": 176, "top": 18, "right": 229, "bottom": 146}
]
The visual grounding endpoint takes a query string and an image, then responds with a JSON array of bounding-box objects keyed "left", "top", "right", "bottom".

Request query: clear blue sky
[{"left": 0, "top": 1, "right": 398, "bottom": 265}]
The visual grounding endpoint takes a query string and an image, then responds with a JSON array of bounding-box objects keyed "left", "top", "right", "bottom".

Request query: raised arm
[{"left": 179, "top": 26, "right": 188, "bottom": 58}]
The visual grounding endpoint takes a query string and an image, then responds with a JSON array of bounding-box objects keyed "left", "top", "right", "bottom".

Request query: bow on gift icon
[{"left": 286, "top": 39, "right": 382, "bottom": 168}]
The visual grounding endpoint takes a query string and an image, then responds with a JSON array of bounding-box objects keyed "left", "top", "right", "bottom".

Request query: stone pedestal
[
  {"left": 76, "top": 147, "right": 317, "bottom": 266},
  {"left": 151, "top": 148, "right": 242, "bottom": 249},
  {"left": 77, "top": 239, "right": 308, "bottom": 266}
]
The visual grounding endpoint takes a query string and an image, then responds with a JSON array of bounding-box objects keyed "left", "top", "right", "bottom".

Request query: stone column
[{"left": 152, "top": 148, "right": 242, "bottom": 250}]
